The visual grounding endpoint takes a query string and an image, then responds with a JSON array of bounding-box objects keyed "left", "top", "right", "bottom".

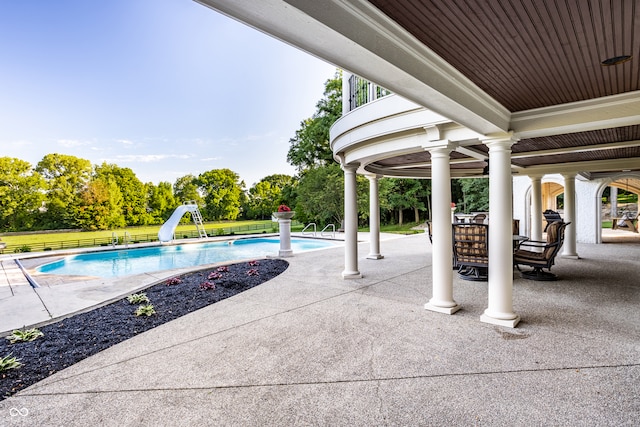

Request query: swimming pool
[{"left": 36, "top": 238, "right": 336, "bottom": 278}]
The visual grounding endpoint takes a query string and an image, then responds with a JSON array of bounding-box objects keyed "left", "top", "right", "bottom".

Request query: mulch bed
[{"left": 0, "top": 258, "right": 288, "bottom": 400}]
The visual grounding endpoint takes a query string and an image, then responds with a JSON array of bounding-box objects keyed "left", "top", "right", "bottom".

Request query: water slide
[{"left": 158, "top": 204, "right": 199, "bottom": 243}]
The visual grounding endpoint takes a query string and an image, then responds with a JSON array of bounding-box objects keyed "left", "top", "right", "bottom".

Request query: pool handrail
[{"left": 302, "top": 223, "right": 317, "bottom": 236}]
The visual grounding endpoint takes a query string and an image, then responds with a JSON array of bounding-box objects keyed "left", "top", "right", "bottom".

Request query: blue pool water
[{"left": 37, "top": 238, "right": 335, "bottom": 278}]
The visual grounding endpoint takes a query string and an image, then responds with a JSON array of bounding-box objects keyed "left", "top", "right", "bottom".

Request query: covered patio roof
[{"left": 197, "top": 0, "right": 640, "bottom": 177}]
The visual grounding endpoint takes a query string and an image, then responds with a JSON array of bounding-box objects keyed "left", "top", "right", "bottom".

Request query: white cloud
[
  {"left": 109, "top": 154, "right": 192, "bottom": 163},
  {"left": 57, "top": 139, "right": 90, "bottom": 148},
  {"left": 117, "top": 139, "right": 134, "bottom": 146}
]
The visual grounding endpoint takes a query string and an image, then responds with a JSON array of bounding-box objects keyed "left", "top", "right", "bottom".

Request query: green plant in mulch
[
  {"left": 127, "top": 293, "right": 150, "bottom": 305},
  {"left": 0, "top": 354, "right": 21, "bottom": 372},
  {"left": 6, "top": 328, "right": 44, "bottom": 344},
  {"left": 134, "top": 304, "right": 156, "bottom": 317}
]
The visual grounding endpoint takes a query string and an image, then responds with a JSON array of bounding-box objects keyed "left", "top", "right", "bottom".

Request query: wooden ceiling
[
  {"left": 368, "top": 0, "right": 640, "bottom": 111},
  {"left": 366, "top": 0, "right": 640, "bottom": 177}
]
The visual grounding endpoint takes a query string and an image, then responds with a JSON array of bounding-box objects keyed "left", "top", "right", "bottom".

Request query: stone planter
[{"left": 273, "top": 211, "right": 295, "bottom": 220}]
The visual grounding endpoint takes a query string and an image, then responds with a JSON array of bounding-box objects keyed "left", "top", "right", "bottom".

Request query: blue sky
[{"left": 0, "top": 0, "right": 336, "bottom": 187}]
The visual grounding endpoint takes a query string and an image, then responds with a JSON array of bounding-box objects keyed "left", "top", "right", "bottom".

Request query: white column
[
  {"left": 367, "top": 174, "right": 383, "bottom": 259},
  {"left": 342, "top": 164, "right": 362, "bottom": 279},
  {"left": 278, "top": 219, "right": 293, "bottom": 257},
  {"left": 530, "top": 175, "right": 543, "bottom": 241},
  {"left": 424, "top": 144, "right": 460, "bottom": 315},
  {"left": 562, "top": 173, "right": 579, "bottom": 258},
  {"left": 481, "top": 136, "right": 520, "bottom": 328},
  {"left": 610, "top": 186, "right": 618, "bottom": 217}
]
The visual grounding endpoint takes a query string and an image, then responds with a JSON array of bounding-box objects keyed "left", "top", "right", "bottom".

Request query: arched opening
[
  {"left": 542, "top": 182, "right": 564, "bottom": 212},
  {"left": 597, "top": 174, "right": 640, "bottom": 244}
]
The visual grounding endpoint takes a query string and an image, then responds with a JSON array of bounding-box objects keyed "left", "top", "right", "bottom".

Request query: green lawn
[{"left": 0, "top": 220, "right": 280, "bottom": 253}]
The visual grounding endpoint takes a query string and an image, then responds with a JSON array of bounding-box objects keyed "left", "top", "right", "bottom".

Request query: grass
[
  {"left": 0, "top": 220, "right": 277, "bottom": 248},
  {"left": 360, "top": 222, "right": 424, "bottom": 235}
]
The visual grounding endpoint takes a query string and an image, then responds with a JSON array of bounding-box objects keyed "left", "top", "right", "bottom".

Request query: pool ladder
[
  {"left": 302, "top": 223, "right": 336, "bottom": 239},
  {"left": 111, "top": 232, "right": 131, "bottom": 247},
  {"left": 186, "top": 202, "right": 208, "bottom": 238}
]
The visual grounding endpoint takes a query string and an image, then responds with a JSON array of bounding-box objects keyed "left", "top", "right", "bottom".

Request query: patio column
[
  {"left": 342, "top": 163, "right": 362, "bottom": 279},
  {"left": 367, "top": 174, "right": 383, "bottom": 260},
  {"left": 481, "top": 135, "right": 520, "bottom": 328},
  {"left": 424, "top": 143, "right": 460, "bottom": 315},
  {"left": 561, "top": 173, "right": 579, "bottom": 258},
  {"left": 530, "top": 175, "right": 543, "bottom": 241},
  {"left": 610, "top": 186, "right": 618, "bottom": 217}
]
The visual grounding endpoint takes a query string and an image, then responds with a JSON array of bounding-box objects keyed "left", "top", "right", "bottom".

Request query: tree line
[{"left": 1, "top": 70, "right": 487, "bottom": 233}]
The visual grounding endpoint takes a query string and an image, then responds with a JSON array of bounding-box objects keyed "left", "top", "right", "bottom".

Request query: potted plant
[{"left": 273, "top": 204, "right": 295, "bottom": 220}]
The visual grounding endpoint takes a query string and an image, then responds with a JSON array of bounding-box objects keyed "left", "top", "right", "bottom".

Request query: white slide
[{"left": 158, "top": 205, "right": 197, "bottom": 242}]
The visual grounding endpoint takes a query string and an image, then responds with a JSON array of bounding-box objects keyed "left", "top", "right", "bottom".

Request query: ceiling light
[{"left": 601, "top": 55, "right": 632, "bottom": 66}]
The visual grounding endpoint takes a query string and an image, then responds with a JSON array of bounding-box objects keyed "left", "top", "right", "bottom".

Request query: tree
[
  {"left": 147, "top": 181, "right": 178, "bottom": 223},
  {"left": 383, "top": 178, "right": 430, "bottom": 225},
  {"left": 173, "top": 174, "right": 202, "bottom": 204},
  {"left": 0, "top": 157, "right": 44, "bottom": 231},
  {"left": 94, "top": 162, "right": 152, "bottom": 226},
  {"left": 196, "top": 169, "right": 244, "bottom": 221},
  {"left": 35, "top": 153, "right": 92, "bottom": 229},
  {"left": 294, "top": 164, "right": 344, "bottom": 225},
  {"left": 457, "top": 178, "right": 489, "bottom": 213},
  {"left": 287, "top": 71, "right": 342, "bottom": 171},
  {"left": 246, "top": 174, "right": 293, "bottom": 219},
  {"left": 73, "top": 177, "right": 125, "bottom": 230}
]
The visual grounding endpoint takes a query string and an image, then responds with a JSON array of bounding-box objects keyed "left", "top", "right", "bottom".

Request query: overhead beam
[
  {"left": 511, "top": 92, "right": 640, "bottom": 139},
  {"left": 512, "top": 140, "right": 640, "bottom": 159}
]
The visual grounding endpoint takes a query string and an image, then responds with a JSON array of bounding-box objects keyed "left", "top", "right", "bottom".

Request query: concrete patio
[{"left": 0, "top": 232, "right": 638, "bottom": 425}]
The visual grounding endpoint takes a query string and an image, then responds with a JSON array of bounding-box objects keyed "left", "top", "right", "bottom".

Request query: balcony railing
[{"left": 347, "top": 74, "right": 392, "bottom": 112}]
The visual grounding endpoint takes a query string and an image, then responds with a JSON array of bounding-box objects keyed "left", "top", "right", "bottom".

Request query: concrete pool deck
[
  {"left": 0, "top": 234, "right": 344, "bottom": 335},
  {"left": 0, "top": 230, "right": 639, "bottom": 425}
]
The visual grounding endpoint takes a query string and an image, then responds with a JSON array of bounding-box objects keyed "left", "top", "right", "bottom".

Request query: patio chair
[
  {"left": 452, "top": 223, "right": 489, "bottom": 281},
  {"left": 472, "top": 213, "right": 486, "bottom": 223},
  {"left": 542, "top": 210, "right": 563, "bottom": 232},
  {"left": 611, "top": 212, "right": 639, "bottom": 233},
  {"left": 513, "top": 221, "right": 569, "bottom": 281}
]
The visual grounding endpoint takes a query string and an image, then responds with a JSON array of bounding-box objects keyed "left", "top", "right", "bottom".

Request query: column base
[
  {"left": 561, "top": 253, "right": 580, "bottom": 259},
  {"left": 342, "top": 270, "right": 363, "bottom": 279},
  {"left": 366, "top": 254, "right": 384, "bottom": 260},
  {"left": 480, "top": 313, "right": 521, "bottom": 328},
  {"left": 278, "top": 249, "right": 293, "bottom": 257},
  {"left": 424, "top": 302, "right": 461, "bottom": 315}
]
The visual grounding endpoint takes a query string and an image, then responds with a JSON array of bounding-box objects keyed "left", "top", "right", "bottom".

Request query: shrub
[
  {"left": 247, "top": 269, "right": 259, "bottom": 276},
  {"left": 199, "top": 281, "right": 216, "bottom": 290},
  {"left": 166, "top": 277, "right": 182, "bottom": 285},
  {"left": 127, "top": 293, "right": 150, "bottom": 305},
  {"left": 207, "top": 272, "right": 222, "bottom": 280},
  {"left": 134, "top": 304, "right": 156, "bottom": 317},
  {"left": 7, "top": 328, "right": 44, "bottom": 344},
  {"left": 216, "top": 266, "right": 229, "bottom": 273},
  {"left": 0, "top": 354, "right": 21, "bottom": 372}
]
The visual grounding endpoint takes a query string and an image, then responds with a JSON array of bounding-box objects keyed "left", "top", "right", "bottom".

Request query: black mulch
[{"left": 0, "top": 258, "right": 288, "bottom": 400}]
